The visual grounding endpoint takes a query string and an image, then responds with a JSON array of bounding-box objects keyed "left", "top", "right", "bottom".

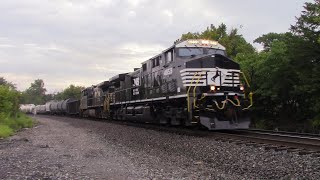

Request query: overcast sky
[{"left": 0, "top": 0, "right": 311, "bottom": 93}]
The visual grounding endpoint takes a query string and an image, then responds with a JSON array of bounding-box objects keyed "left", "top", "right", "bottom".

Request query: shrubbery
[{"left": 0, "top": 85, "right": 34, "bottom": 138}]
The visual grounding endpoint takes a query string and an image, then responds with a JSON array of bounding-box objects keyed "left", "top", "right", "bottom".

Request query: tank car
[
  {"left": 50, "top": 101, "right": 59, "bottom": 114},
  {"left": 35, "top": 105, "right": 46, "bottom": 114},
  {"left": 57, "top": 99, "right": 71, "bottom": 115},
  {"left": 19, "top": 104, "right": 36, "bottom": 114},
  {"left": 45, "top": 101, "right": 53, "bottom": 114}
]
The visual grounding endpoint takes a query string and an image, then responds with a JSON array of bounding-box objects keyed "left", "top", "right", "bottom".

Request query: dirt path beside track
[{"left": 0, "top": 115, "right": 319, "bottom": 179}]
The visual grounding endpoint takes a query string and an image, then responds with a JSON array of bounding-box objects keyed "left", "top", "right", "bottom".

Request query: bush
[
  {"left": 0, "top": 85, "right": 19, "bottom": 116},
  {"left": 0, "top": 124, "right": 14, "bottom": 138},
  {"left": 0, "top": 84, "right": 35, "bottom": 138},
  {"left": 16, "top": 113, "right": 34, "bottom": 129},
  {"left": 0, "top": 113, "right": 34, "bottom": 138},
  {"left": 312, "top": 115, "right": 320, "bottom": 131}
]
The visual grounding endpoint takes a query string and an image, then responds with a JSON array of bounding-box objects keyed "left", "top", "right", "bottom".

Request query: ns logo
[
  {"left": 207, "top": 70, "right": 226, "bottom": 86},
  {"left": 210, "top": 71, "right": 220, "bottom": 83}
]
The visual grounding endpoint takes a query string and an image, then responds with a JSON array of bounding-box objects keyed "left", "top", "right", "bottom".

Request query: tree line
[
  {"left": 181, "top": 0, "right": 320, "bottom": 131},
  {"left": 1, "top": 78, "right": 84, "bottom": 106},
  {"left": 18, "top": 79, "right": 84, "bottom": 105}
]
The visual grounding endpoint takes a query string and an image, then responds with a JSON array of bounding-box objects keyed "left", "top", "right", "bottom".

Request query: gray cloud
[{"left": 0, "top": 0, "right": 311, "bottom": 92}]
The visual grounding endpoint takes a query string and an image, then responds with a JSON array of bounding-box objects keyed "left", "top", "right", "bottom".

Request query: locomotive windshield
[
  {"left": 207, "top": 48, "right": 226, "bottom": 56},
  {"left": 178, "top": 48, "right": 204, "bottom": 57},
  {"left": 177, "top": 47, "right": 225, "bottom": 57}
]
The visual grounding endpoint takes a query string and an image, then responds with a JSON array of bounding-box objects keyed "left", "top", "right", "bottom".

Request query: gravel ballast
[{"left": 0, "top": 115, "right": 319, "bottom": 179}]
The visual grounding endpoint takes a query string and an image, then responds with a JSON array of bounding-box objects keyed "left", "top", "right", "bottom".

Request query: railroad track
[
  {"left": 217, "top": 129, "right": 320, "bottom": 153},
  {"left": 37, "top": 115, "right": 320, "bottom": 155},
  {"left": 240, "top": 129, "right": 320, "bottom": 138},
  {"left": 103, "top": 120, "right": 320, "bottom": 154}
]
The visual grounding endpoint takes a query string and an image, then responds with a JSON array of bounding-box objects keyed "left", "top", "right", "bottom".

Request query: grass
[
  {"left": 0, "top": 112, "right": 34, "bottom": 138},
  {"left": 0, "top": 124, "right": 14, "bottom": 138}
]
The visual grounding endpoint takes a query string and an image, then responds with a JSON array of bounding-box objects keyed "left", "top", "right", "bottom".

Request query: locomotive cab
[{"left": 173, "top": 40, "right": 252, "bottom": 130}]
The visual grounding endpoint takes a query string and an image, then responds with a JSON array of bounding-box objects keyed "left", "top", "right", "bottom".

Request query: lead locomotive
[
  {"left": 37, "top": 39, "right": 252, "bottom": 130},
  {"left": 73, "top": 39, "right": 253, "bottom": 130}
]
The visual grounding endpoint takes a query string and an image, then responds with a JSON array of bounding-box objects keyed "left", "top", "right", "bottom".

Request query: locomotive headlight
[
  {"left": 240, "top": 85, "right": 245, "bottom": 91},
  {"left": 210, "top": 85, "right": 216, "bottom": 91}
]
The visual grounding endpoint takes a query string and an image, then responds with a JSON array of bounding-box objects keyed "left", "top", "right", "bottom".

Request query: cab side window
[
  {"left": 165, "top": 49, "right": 173, "bottom": 64},
  {"left": 142, "top": 63, "right": 147, "bottom": 71},
  {"left": 152, "top": 56, "right": 161, "bottom": 68}
]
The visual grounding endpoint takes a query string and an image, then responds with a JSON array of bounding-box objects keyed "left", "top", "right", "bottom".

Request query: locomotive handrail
[
  {"left": 193, "top": 72, "right": 205, "bottom": 108},
  {"left": 199, "top": 93, "right": 206, "bottom": 101},
  {"left": 103, "top": 94, "right": 110, "bottom": 113},
  {"left": 226, "top": 98, "right": 241, "bottom": 107},
  {"left": 187, "top": 72, "right": 200, "bottom": 112},
  {"left": 240, "top": 72, "right": 251, "bottom": 88},
  {"left": 110, "top": 80, "right": 177, "bottom": 104},
  {"left": 214, "top": 100, "right": 227, "bottom": 110},
  {"left": 212, "top": 96, "right": 241, "bottom": 110},
  {"left": 240, "top": 72, "right": 253, "bottom": 110},
  {"left": 242, "top": 92, "right": 253, "bottom": 110}
]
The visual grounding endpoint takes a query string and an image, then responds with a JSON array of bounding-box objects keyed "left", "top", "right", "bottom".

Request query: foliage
[
  {"left": 248, "top": 0, "right": 320, "bottom": 131},
  {"left": 290, "top": 0, "right": 320, "bottom": 126},
  {"left": 181, "top": 23, "right": 255, "bottom": 59},
  {"left": 54, "top": 84, "right": 84, "bottom": 100},
  {"left": 18, "top": 79, "right": 83, "bottom": 103},
  {"left": 20, "top": 79, "right": 47, "bottom": 105},
  {"left": 0, "top": 77, "right": 16, "bottom": 90},
  {"left": 0, "top": 85, "right": 20, "bottom": 117},
  {"left": 0, "top": 77, "right": 34, "bottom": 138},
  {"left": 291, "top": 0, "right": 320, "bottom": 45},
  {"left": 0, "top": 113, "right": 34, "bottom": 138},
  {"left": 254, "top": 32, "right": 292, "bottom": 52},
  {"left": 0, "top": 124, "right": 13, "bottom": 138},
  {"left": 312, "top": 115, "right": 320, "bottom": 129}
]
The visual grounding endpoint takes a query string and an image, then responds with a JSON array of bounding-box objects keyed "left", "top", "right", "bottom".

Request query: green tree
[
  {"left": 254, "top": 32, "right": 292, "bottom": 52},
  {"left": 0, "top": 77, "right": 16, "bottom": 90},
  {"left": 291, "top": 0, "right": 320, "bottom": 46},
  {"left": 0, "top": 78, "right": 34, "bottom": 138},
  {"left": 181, "top": 23, "right": 255, "bottom": 59},
  {"left": 289, "top": 0, "right": 320, "bottom": 129},
  {"left": 256, "top": 42, "right": 300, "bottom": 127},
  {"left": 249, "top": 0, "right": 320, "bottom": 131},
  {"left": 0, "top": 86, "right": 19, "bottom": 116},
  {"left": 54, "top": 84, "right": 84, "bottom": 100},
  {"left": 0, "top": 78, "right": 20, "bottom": 118},
  {"left": 21, "top": 79, "right": 47, "bottom": 105}
]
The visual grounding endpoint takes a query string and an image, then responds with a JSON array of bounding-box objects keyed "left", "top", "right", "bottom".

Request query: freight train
[{"left": 34, "top": 39, "right": 253, "bottom": 130}]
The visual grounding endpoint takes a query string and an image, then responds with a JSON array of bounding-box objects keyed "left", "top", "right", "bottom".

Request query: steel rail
[{"left": 218, "top": 130, "right": 320, "bottom": 151}]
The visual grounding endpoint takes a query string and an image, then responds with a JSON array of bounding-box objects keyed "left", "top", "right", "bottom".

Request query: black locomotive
[{"left": 38, "top": 39, "right": 253, "bottom": 130}]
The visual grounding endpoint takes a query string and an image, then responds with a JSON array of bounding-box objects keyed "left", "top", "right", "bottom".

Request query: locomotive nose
[{"left": 185, "top": 54, "right": 240, "bottom": 69}]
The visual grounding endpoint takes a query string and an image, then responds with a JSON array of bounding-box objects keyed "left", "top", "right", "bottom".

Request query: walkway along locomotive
[{"left": 37, "top": 39, "right": 253, "bottom": 130}]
